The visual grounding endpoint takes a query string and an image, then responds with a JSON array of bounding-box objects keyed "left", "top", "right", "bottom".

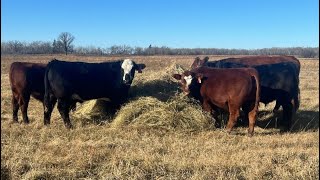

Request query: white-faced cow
[{"left": 43, "top": 59, "right": 146, "bottom": 128}]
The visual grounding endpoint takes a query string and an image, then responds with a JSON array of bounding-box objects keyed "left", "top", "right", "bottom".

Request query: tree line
[{"left": 1, "top": 32, "right": 319, "bottom": 58}]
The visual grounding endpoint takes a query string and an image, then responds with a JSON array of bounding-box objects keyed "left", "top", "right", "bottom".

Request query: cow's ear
[
  {"left": 191, "top": 57, "right": 201, "bottom": 69},
  {"left": 195, "top": 57, "right": 202, "bottom": 65},
  {"left": 173, "top": 74, "right": 181, "bottom": 80},
  {"left": 135, "top": 63, "right": 146, "bottom": 73},
  {"left": 203, "top": 56, "right": 209, "bottom": 63}
]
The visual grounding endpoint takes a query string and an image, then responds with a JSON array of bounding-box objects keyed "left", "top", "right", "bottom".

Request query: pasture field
[{"left": 1, "top": 54, "right": 319, "bottom": 179}]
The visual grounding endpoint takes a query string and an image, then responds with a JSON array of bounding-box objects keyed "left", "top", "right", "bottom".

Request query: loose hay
[{"left": 111, "top": 94, "right": 214, "bottom": 131}]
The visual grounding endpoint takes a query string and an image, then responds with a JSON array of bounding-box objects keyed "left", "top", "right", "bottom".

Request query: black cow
[
  {"left": 43, "top": 59, "right": 146, "bottom": 128},
  {"left": 192, "top": 57, "right": 300, "bottom": 131}
]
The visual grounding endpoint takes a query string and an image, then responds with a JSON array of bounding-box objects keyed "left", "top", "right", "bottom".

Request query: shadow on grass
[
  {"left": 233, "top": 110, "right": 319, "bottom": 132},
  {"left": 130, "top": 79, "right": 179, "bottom": 102}
]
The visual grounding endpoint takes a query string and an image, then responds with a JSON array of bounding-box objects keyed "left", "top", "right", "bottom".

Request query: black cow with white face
[{"left": 43, "top": 58, "right": 145, "bottom": 128}]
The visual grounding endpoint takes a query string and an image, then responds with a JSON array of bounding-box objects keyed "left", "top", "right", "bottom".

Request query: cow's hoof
[
  {"left": 65, "top": 124, "right": 73, "bottom": 129},
  {"left": 23, "top": 120, "right": 30, "bottom": 124},
  {"left": 12, "top": 120, "right": 19, "bottom": 123},
  {"left": 10, "top": 120, "right": 19, "bottom": 125},
  {"left": 247, "top": 132, "right": 254, "bottom": 137},
  {"left": 44, "top": 119, "right": 50, "bottom": 126},
  {"left": 225, "top": 129, "right": 232, "bottom": 135}
]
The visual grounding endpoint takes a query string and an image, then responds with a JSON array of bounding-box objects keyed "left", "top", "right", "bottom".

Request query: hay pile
[
  {"left": 72, "top": 99, "right": 116, "bottom": 124},
  {"left": 72, "top": 63, "right": 213, "bottom": 130},
  {"left": 110, "top": 94, "right": 213, "bottom": 130}
]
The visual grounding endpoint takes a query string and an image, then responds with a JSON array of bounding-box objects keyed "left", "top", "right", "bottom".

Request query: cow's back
[
  {"left": 254, "top": 62, "right": 299, "bottom": 98},
  {"left": 192, "top": 67, "right": 258, "bottom": 108},
  {"left": 220, "top": 56, "right": 300, "bottom": 72},
  {"left": 45, "top": 60, "right": 124, "bottom": 100}
]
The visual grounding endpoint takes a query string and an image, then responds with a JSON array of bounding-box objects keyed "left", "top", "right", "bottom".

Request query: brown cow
[
  {"left": 191, "top": 56, "right": 300, "bottom": 113},
  {"left": 9, "top": 62, "right": 51, "bottom": 123},
  {"left": 173, "top": 66, "right": 260, "bottom": 136}
]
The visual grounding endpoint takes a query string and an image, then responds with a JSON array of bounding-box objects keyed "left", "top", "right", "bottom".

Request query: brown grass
[{"left": 1, "top": 54, "right": 319, "bottom": 179}]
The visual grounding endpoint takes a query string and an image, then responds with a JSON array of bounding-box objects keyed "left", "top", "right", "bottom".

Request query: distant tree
[
  {"left": 57, "top": 32, "right": 75, "bottom": 55},
  {"left": 8, "top": 40, "right": 24, "bottom": 54},
  {"left": 52, "top": 39, "right": 65, "bottom": 54}
]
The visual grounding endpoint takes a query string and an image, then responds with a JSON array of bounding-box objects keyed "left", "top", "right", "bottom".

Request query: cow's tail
[
  {"left": 9, "top": 62, "right": 19, "bottom": 88},
  {"left": 43, "top": 59, "right": 56, "bottom": 122},
  {"left": 294, "top": 77, "right": 300, "bottom": 112},
  {"left": 250, "top": 69, "right": 260, "bottom": 113},
  {"left": 44, "top": 61, "right": 52, "bottom": 104},
  {"left": 291, "top": 56, "right": 300, "bottom": 112}
]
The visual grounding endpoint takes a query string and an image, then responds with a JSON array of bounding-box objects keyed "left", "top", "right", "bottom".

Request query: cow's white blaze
[
  {"left": 184, "top": 75, "right": 193, "bottom": 87},
  {"left": 121, "top": 59, "right": 134, "bottom": 81}
]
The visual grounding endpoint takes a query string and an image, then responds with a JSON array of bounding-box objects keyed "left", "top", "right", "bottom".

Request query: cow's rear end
[{"left": 9, "top": 62, "right": 46, "bottom": 123}]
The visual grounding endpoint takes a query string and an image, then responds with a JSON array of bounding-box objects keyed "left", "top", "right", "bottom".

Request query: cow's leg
[
  {"left": 43, "top": 95, "right": 56, "bottom": 125},
  {"left": 12, "top": 94, "right": 19, "bottom": 123},
  {"left": 57, "top": 99, "right": 73, "bottom": 129},
  {"left": 242, "top": 102, "right": 257, "bottom": 136},
  {"left": 241, "top": 103, "right": 251, "bottom": 126},
  {"left": 281, "top": 103, "right": 293, "bottom": 132},
  {"left": 273, "top": 101, "right": 281, "bottom": 113},
  {"left": 202, "top": 100, "right": 219, "bottom": 127},
  {"left": 21, "top": 94, "right": 30, "bottom": 124},
  {"left": 247, "top": 103, "right": 257, "bottom": 137},
  {"left": 226, "top": 104, "right": 240, "bottom": 134},
  {"left": 212, "top": 109, "right": 222, "bottom": 128}
]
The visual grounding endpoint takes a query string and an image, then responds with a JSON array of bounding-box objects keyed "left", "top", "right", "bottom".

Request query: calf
[
  {"left": 173, "top": 66, "right": 260, "bottom": 136},
  {"left": 9, "top": 62, "right": 48, "bottom": 123},
  {"left": 44, "top": 59, "right": 146, "bottom": 128}
]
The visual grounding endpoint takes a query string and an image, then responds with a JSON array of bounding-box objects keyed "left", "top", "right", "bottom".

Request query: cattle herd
[{"left": 9, "top": 56, "right": 300, "bottom": 136}]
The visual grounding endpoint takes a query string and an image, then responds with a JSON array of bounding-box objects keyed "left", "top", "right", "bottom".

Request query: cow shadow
[
  {"left": 129, "top": 79, "right": 179, "bottom": 102},
  {"left": 234, "top": 109, "right": 319, "bottom": 132}
]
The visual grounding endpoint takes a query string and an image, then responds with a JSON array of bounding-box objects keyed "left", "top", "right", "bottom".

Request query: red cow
[
  {"left": 9, "top": 62, "right": 49, "bottom": 123},
  {"left": 173, "top": 66, "right": 260, "bottom": 136}
]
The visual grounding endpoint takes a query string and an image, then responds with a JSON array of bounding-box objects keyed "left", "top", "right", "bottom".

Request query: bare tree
[{"left": 57, "top": 32, "right": 75, "bottom": 55}]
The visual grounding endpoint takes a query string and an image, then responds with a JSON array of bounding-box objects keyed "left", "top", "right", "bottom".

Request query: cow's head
[
  {"left": 173, "top": 70, "right": 206, "bottom": 95},
  {"left": 190, "top": 56, "right": 209, "bottom": 69},
  {"left": 121, "top": 59, "right": 146, "bottom": 85}
]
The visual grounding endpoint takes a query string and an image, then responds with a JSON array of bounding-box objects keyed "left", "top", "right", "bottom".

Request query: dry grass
[{"left": 1, "top": 54, "right": 319, "bottom": 179}]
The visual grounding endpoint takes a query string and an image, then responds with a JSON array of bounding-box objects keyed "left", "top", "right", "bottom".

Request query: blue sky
[{"left": 1, "top": 0, "right": 319, "bottom": 49}]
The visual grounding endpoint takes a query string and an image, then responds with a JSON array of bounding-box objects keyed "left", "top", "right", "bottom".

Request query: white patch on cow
[
  {"left": 121, "top": 59, "right": 134, "bottom": 81},
  {"left": 184, "top": 75, "right": 193, "bottom": 87},
  {"left": 72, "top": 94, "right": 83, "bottom": 101}
]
